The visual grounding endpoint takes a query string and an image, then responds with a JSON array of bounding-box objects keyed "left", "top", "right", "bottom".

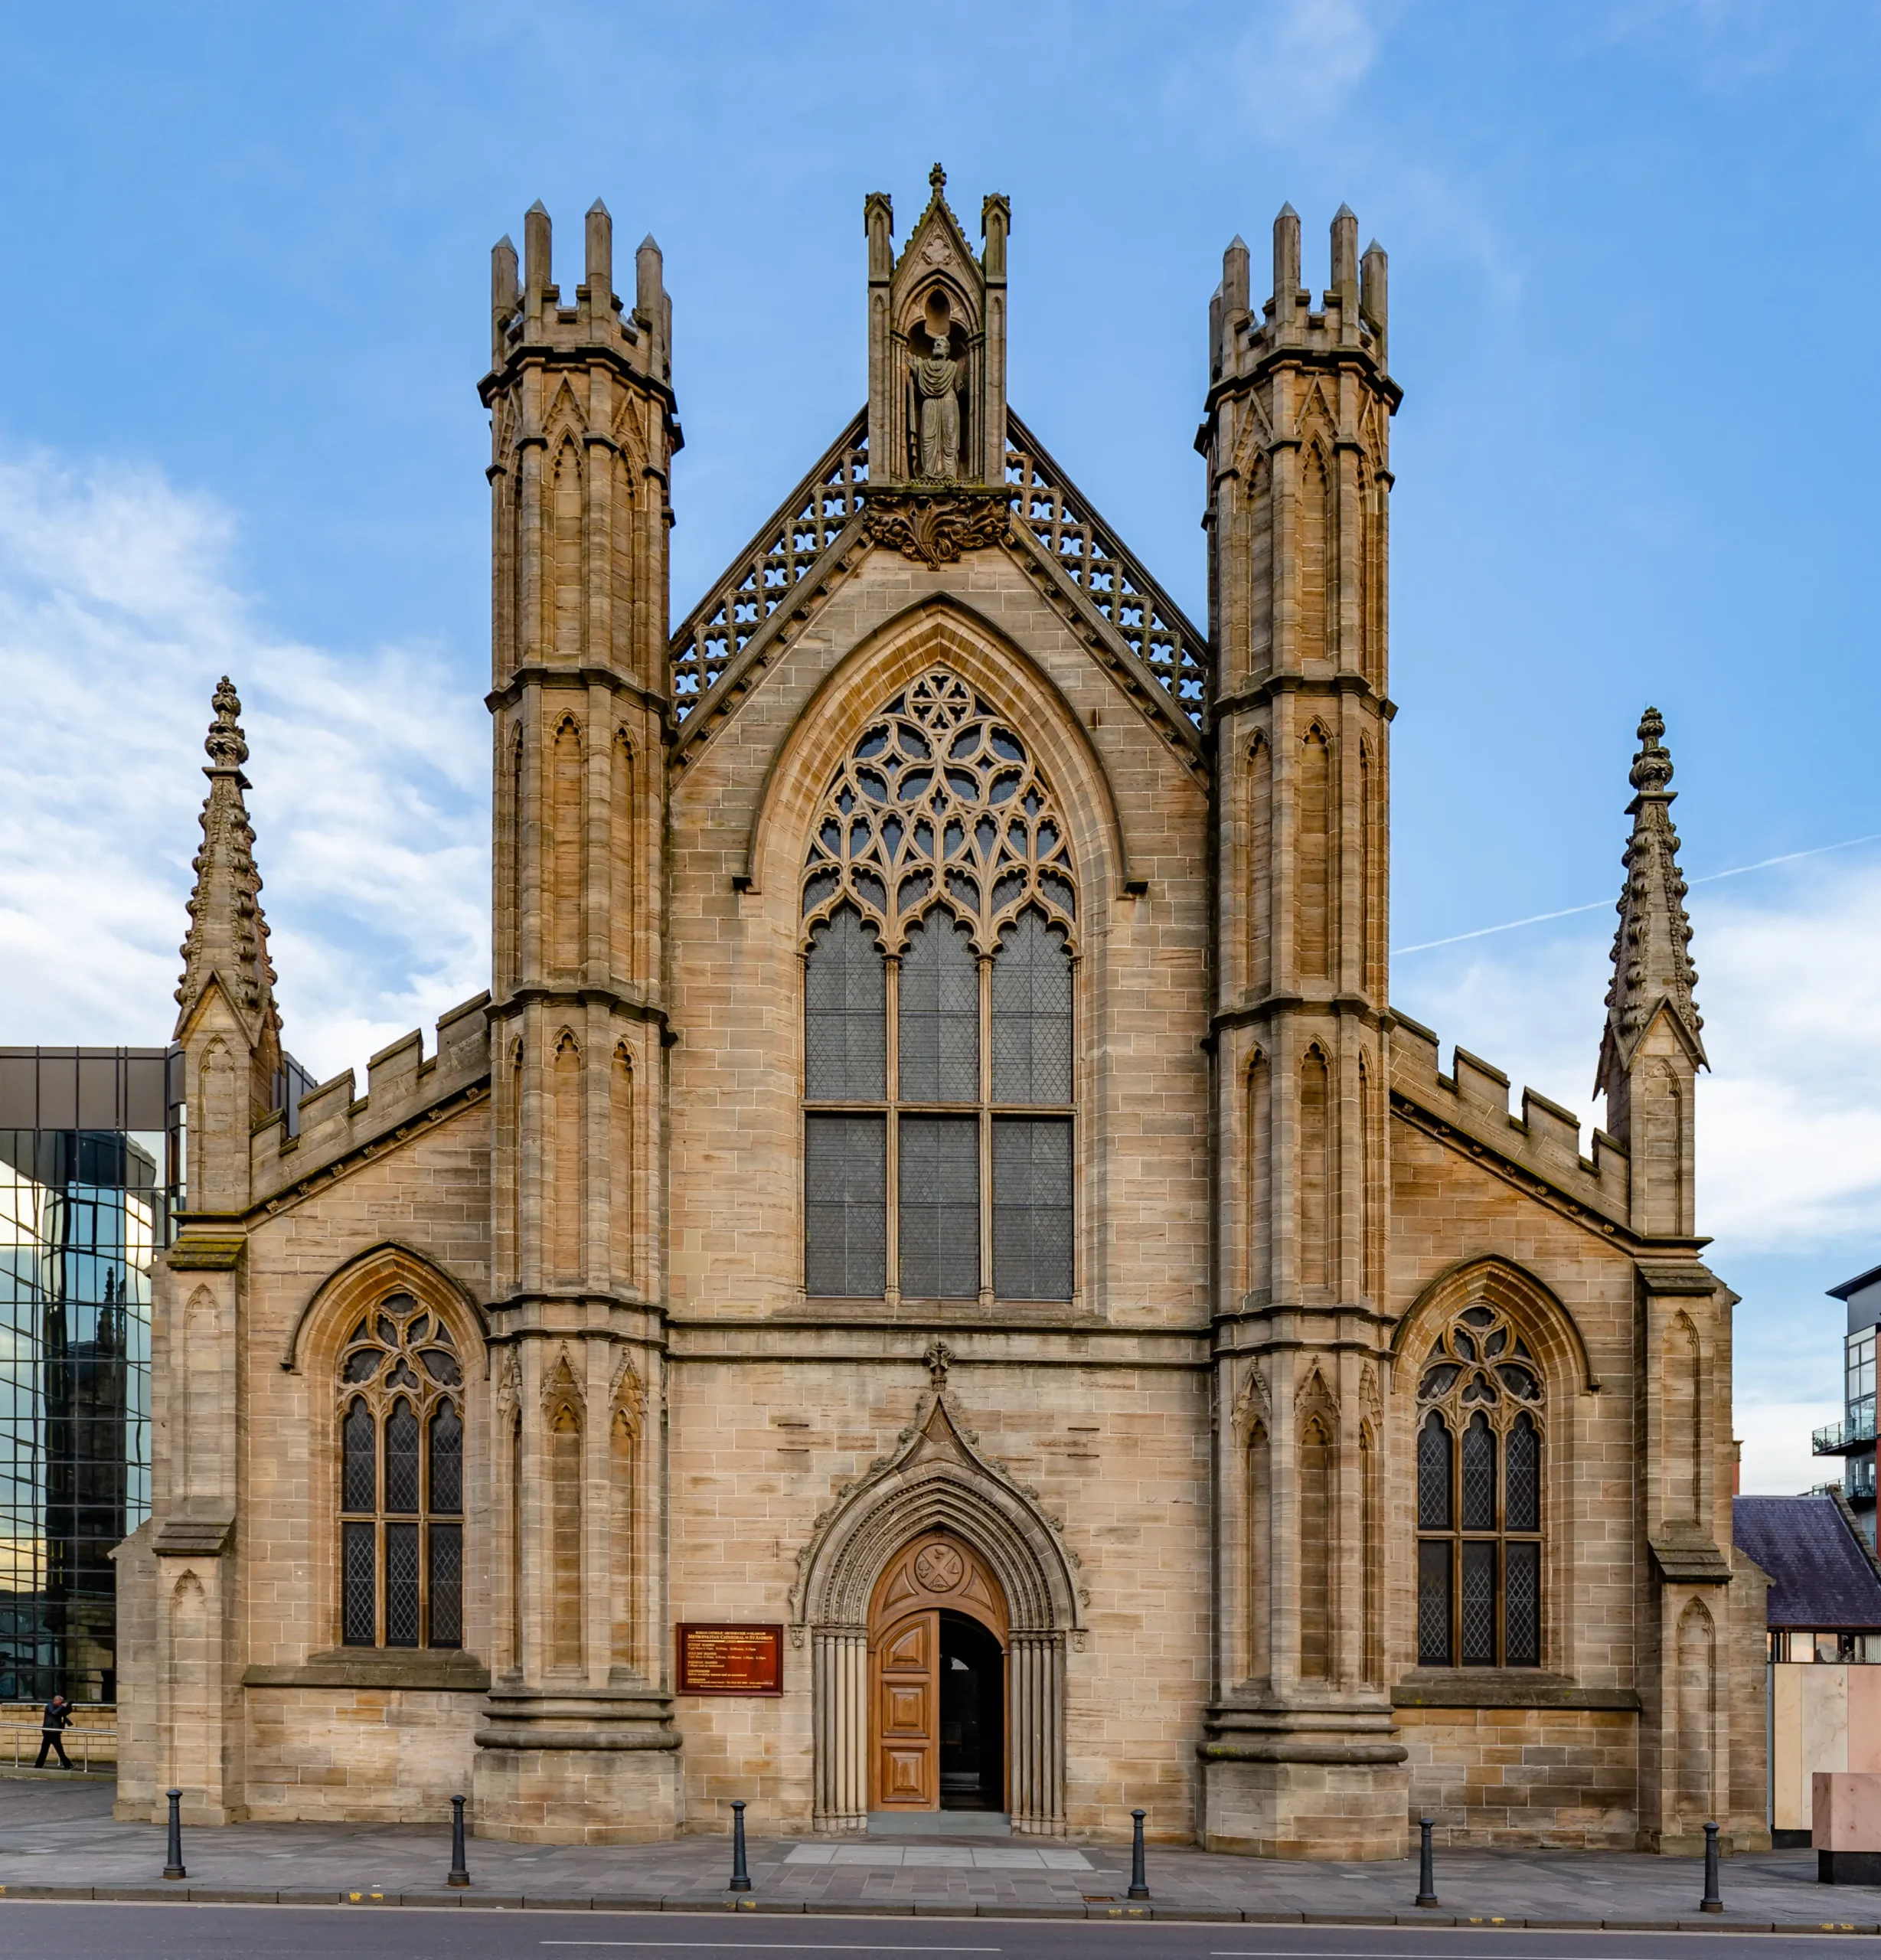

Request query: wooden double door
[{"left": 870, "top": 1531, "right": 1009, "bottom": 1811}]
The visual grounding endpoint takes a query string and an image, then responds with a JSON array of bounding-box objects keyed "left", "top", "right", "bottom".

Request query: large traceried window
[
  {"left": 802, "top": 669, "right": 1076, "bottom": 1303},
  {"left": 1415, "top": 1302, "right": 1543, "bottom": 1669},
  {"left": 337, "top": 1292, "right": 464, "bottom": 1649}
]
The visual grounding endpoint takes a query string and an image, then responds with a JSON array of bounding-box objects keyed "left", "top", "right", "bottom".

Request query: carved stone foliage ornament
[{"left": 860, "top": 489, "right": 1009, "bottom": 567}]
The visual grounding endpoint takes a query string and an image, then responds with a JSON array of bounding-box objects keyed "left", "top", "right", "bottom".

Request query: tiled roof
[{"left": 1732, "top": 1495, "right": 1881, "bottom": 1629}]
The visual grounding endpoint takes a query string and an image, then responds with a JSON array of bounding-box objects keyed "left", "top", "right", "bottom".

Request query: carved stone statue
[{"left": 914, "top": 332, "right": 965, "bottom": 479}]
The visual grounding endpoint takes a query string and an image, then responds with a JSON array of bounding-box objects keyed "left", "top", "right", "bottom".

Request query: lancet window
[
  {"left": 337, "top": 1292, "right": 464, "bottom": 1649},
  {"left": 1414, "top": 1302, "right": 1543, "bottom": 1669},
  {"left": 801, "top": 668, "right": 1076, "bottom": 1303}
]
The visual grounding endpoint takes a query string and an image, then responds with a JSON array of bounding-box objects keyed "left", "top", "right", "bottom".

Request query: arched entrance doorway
[
  {"left": 870, "top": 1532, "right": 1008, "bottom": 1814},
  {"left": 795, "top": 1393, "right": 1079, "bottom": 1834}
]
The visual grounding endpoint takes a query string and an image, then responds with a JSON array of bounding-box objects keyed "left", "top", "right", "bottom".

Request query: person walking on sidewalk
[{"left": 35, "top": 1692, "right": 73, "bottom": 1769}]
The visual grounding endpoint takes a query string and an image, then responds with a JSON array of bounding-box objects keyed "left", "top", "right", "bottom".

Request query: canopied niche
[{"left": 866, "top": 167, "right": 1008, "bottom": 485}]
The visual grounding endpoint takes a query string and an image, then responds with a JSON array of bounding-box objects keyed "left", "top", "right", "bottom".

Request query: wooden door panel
[
  {"left": 881, "top": 1683, "right": 927, "bottom": 1735},
  {"left": 880, "top": 1619, "right": 930, "bottom": 1673},
  {"left": 871, "top": 1608, "right": 937, "bottom": 1808}
]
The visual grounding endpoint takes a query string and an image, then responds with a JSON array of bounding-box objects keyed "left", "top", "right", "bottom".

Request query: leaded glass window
[
  {"left": 335, "top": 1292, "right": 465, "bottom": 1649},
  {"left": 801, "top": 670, "right": 1077, "bottom": 1302},
  {"left": 1414, "top": 1302, "right": 1545, "bottom": 1668}
]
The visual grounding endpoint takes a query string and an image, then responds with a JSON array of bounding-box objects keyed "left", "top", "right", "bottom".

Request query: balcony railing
[{"left": 1814, "top": 1403, "right": 1878, "bottom": 1454}]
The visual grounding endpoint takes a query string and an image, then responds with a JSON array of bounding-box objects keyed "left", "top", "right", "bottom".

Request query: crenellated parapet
[
  {"left": 479, "top": 199, "right": 678, "bottom": 705},
  {"left": 250, "top": 994, "right": 491, "bottom": 1213},
  {"left": 1389, "top": 1011, "right": 1631, "bottom": 1234}
]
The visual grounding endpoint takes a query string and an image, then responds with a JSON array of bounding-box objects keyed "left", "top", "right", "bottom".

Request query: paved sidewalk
[{"left": 1, "top": 1778, "right": 1878, "bottom": 1929}]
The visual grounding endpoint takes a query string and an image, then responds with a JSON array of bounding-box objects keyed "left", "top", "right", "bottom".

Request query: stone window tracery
[
  {"left": 1414, "top": 1302, "right": 1543, "bottom": 1669},
  {"left": 336, "top": 1291, "right": 463, "bottom": 1650},
  {"left": 801, "top": 669, "right": 1076, "bottom": 1304}
]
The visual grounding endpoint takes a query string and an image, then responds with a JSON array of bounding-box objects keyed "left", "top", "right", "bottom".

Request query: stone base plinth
[
  {"left": 1200, "top": 1703, "right": 1409, "bottom": 1860},
  {"left": 473, "top": 1685, "right": 681, "bottom": 1843}
]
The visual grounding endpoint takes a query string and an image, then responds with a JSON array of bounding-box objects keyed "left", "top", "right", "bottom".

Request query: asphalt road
[{"left": 0, "top": 1906, "right": 1867, "bottom": 1959}]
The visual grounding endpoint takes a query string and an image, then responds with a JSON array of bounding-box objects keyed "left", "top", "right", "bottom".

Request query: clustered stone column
[
  {"left": 475, "top": 198, "right": 681, "bottom": 1842},
  {"left": 1199, "top": 204, "right": 1406, "bottom": 1858}
]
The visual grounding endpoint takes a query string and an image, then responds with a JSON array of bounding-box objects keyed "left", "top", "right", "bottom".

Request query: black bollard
[
  {"left": 163, "top": 1788, "right": 187, "bottom": 1881},
  {"left": 1128, "top": 1808, "right": 1150, "bottom": 1900},
  {"left": 1700, "top": 1819, "right": 1723, "bottom": 1914},
  {"left": 448, "top": 1792, "right": 470, "bottom": 1888},
  {"left": 1415, "top": 1817, "right": 1439, "bottom": 1908},
  {"left": 729, "top": 1798, "right": 752, "bottom": 1892}
]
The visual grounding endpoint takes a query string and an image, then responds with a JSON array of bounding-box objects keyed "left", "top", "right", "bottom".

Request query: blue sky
[{"left": 2, "top": 1, "right": 1878, "bottom": 1488}]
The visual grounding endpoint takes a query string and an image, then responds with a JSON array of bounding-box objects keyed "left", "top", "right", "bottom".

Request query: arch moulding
[
  {"left": 792, "top": 1390, "right": 1084, "bottom": 1640},
  {"left": 1390, "top": 1253, "right": 1600, "bottom": 1396},
  {"left": 280, "top": 1239, "right": 489, "bottom": 1375},
  {"left": 738, "top": 594, "right": 1144, "bottom": 902}
]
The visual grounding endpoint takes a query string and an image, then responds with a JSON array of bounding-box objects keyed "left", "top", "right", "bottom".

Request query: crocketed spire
[
  {"left": 1594, "top": 706, "right": 1706, "bottom": 1100},
  {"left": 174, "top": 677, "right": 282, "bottom": 1054}
]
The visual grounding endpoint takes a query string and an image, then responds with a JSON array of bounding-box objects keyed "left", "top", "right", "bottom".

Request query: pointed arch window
[
  {"left": 1415, "top": 1302, "right": 1544, "bottom": 1668},
  {"left": 337, "top": 1292, "right": 465, "bottom": 1650},
  {"left": 802, "top": 669, "right": 1076, "bottom": 1303}
]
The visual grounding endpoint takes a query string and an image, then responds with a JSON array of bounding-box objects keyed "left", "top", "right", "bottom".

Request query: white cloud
[
  {"left": 0, "top": 452, "right": 488, "bottom": 1085},
  {"left": 1736, "top": 1400, "right": 1842, "bottom": 1499},
  {"left": 1164, "top": 0, "right": 1385, "bottom": 142}
]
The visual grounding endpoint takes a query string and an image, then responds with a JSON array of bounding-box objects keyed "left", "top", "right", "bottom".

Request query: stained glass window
[
  {"left": 804, "top": 1115, "right": 886, "bottom": 1298},
  {"left": 899, "top": 916, "right": 978, "bottom": 1103},
  {"left": 336, "top": 1293, "right": 464, "bottom": 1649},
  {"left": 801, "top": 669, "right": 1077, "bottom": 1302},
  {"left": 992, "top": 1118, "right": 1073, "bottom": 1302},
  {"left": 1415, "top": 1302, "right": 1545, "bottom": 1668},
  {"left": 899, "top": 1116, "right": 979, "bottom": 1298}
]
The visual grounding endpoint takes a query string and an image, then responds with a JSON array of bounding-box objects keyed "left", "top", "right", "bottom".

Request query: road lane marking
[{"left": 540, "top": 1945, "right": 1001, "bottom": 1954}]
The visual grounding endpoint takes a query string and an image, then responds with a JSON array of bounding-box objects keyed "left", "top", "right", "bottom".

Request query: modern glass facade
[
  {"left": 1818, "top": 1261, "right": 1881, "bottom": 1547},
  {"left": 0, "top": 1049, "right": 181, "bottom": 1702}
]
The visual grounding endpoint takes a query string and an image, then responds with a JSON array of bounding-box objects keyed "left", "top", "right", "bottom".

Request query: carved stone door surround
[{"left": 792, "top": 1380, "right": 1083, "bottom": 1835}]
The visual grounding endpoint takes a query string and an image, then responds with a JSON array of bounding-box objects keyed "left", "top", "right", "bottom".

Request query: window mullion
[
  {"left": 376, "top": 1410, "right": 387, "bottom": 1649},
  {"left": 1451, "top": 1429, "right": 1461, "bottom": 1668},
  {"left": 978, "top": 953, "right": 993, "bottom": 1307},
  {"left": 418, "top": 1394, "right": 429, "bottom": 1650},
  {"left": 884, "top": 954, "right": 900, "bottom": 1308}
]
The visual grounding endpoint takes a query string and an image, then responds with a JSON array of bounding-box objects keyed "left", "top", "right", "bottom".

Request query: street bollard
[
  {"left": 448, "top": 1793, "right": 471, "bottom": 1888},
  {"left": 1700, "top": 1819, "right": 1723, "bottom": 1914},
  {"left": 1128, "top": 1808, "right": 1150, "bottom": 1901},
  {"left": 163, "top": 1788, "right": 187, "bottom": 1881},
  {"left": 1415, "top": 1817, "right": 1439, "bottom": 1908},
  {"left": 730, "top": 1798, "right": 752, "bottom": 1892}
]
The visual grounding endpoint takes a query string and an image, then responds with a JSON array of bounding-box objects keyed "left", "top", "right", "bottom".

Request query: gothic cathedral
[{"left": 116, "top": 175, "right": 1768, "bottom": 1856}]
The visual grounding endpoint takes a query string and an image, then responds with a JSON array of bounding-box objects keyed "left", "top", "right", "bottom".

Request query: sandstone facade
[{"left": 115, "top": 175, "right": 1768, "bottom": 1857}]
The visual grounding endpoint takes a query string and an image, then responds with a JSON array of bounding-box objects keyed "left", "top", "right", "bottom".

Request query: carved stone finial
[
  {"left": 929, "top": 162, "right": 947, "bottom": 196},
  {"left": 204, "top": 676, "right": 248, "bottom": 771},
  {"left": 1595, "top": 704, "right": 1706, "bottom": 1099},
  {"left": 924, "top": 1337, "right": 954, "bottom": 1390},
  {"left": 1629, "top": 704, "right": 1673, "bottom": 795},
  {"left": 174, "top": 675, "right": 281, "bottom": 1060}
]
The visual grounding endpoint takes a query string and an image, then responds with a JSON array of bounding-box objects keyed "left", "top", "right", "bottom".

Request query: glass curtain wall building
[
  {"left": 0, "top": 1049, "right": 181, "bottom": 1703},
  {"left": 1815, "top": 1261, "right": 1881, "bottom": 1546}
]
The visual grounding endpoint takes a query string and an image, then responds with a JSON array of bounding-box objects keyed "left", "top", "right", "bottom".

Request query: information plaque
[{"left": 676, "top": 1622, "right": 785, "bottom": 1696}]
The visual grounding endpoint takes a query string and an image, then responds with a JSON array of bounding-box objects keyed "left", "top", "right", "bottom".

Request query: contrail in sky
[{"left": 1393, "top": 831, "right": 1881, "bottom": 957}]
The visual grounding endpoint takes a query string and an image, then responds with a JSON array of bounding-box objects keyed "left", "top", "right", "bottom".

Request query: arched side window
[
  {"left": 337, "top": 1292, "right": 464, "bottom": 1650},
  {"left": 802, "top": 668, "right": 1076, "bottom": 1303},
  {"left": 1414, "top": 1301, "right": 1543, "bottom": 1669}
]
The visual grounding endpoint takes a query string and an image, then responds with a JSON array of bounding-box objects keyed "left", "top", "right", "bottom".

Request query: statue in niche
[{"left": 914, "top": 332, "right": 965, "bottom": 480}]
